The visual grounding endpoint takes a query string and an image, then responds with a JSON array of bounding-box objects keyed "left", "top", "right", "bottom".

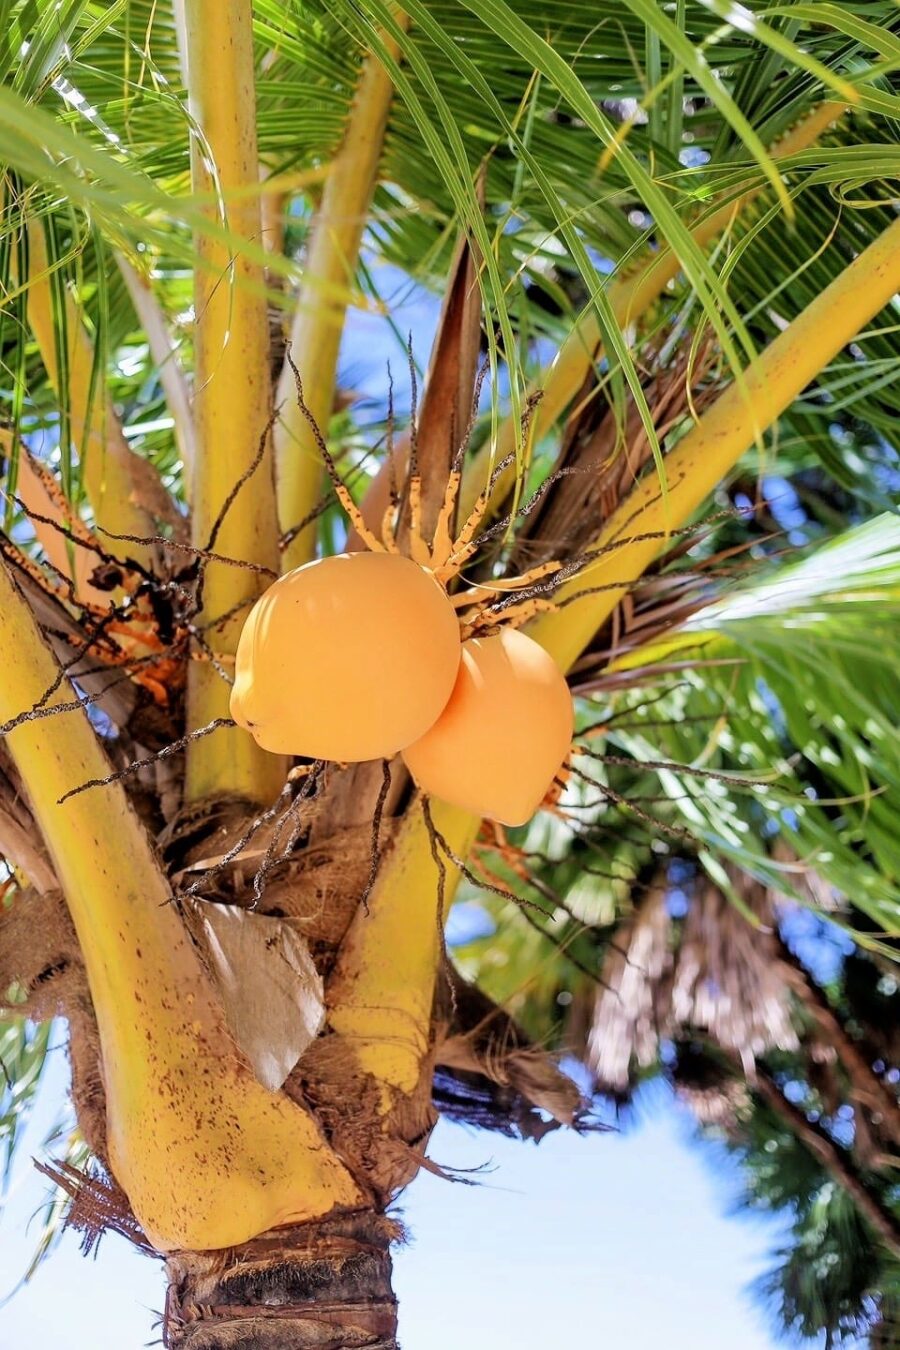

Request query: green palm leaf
[{"left": 606, "top": 515, "right": 900, "bottom": 938}]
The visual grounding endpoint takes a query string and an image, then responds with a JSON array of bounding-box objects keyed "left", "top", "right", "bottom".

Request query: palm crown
[{"left": 0, "top": 2, "right": 898, "bottom": 1347}]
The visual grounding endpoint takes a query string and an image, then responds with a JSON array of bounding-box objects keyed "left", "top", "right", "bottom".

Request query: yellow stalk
[
  {"left": 327, "top": 799, "right": 478, "bottom": 1106},
  {"left": 259, "top": 49, "right": 288, "bottom": 259},
  {"left": 184, "top": 0, "right": 284, "bottom": 804},
  {"left": 260, "top": 172, "right": 288, "bottom": 260},
  {"left": 0, "top": 561, "right": 362, "bottom": 1250},
  {"left": 276, "top": 21, "right": 409, "bottom": 570},
  {"left": 459, "top": 100, "right": 848, "bottom": 518},
  {"left": 22, "top": 221, "right": 166, "bottom": 562},
  {"left": 529, "top": 215, "right": 900, "bottom": 670}
]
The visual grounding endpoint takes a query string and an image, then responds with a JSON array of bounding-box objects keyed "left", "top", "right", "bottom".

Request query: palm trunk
[{"left": 164, "top": 1212, "right": 399, "bottom": 1350}]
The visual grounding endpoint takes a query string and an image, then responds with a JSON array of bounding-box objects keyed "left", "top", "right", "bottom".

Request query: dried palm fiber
[
  {"left": 511, "top": 338, "right": 718, "bottom": 571},
  {"left": 589, "top": 867, "right": 799, "bottom": 1092},
  {"left": 231, "top": 552, "right": 461, "bottom": 761},
  {"left": 434, "top": 969, "right": 585, "bottom": 1139},
  {"left": 589, "top": 875, "right": 672, "bottom": 1092},
  {"left": 0, "top": 886, "right": 79, "bottom": 1019},
  {"left": 0, "top": 887, "right": 108, "bottom": 1159},
  {"left": 256, "top": 822, "right": 401, "bottom": 966},
  {"left": 672, "top": 873, "right": 799, "bottom": 1070},
  {"left": 164, "top": 795, "right": 401, "bottom": 971}
]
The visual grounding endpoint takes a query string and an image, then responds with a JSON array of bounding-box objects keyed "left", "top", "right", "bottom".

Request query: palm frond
[
  {"left": 604, "top": 515, "right": 900, "bottom": 940},
  {"left": 0, "top": 1014, "right": 52, "bottom": 1191}
]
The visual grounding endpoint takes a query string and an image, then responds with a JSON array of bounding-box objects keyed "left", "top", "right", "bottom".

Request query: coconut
[
  {"left": 231, "top": 552, "right": 461, "bottom": 762},
  {"left": 402, "top": 627, "right": 573, "bottom": 825}
]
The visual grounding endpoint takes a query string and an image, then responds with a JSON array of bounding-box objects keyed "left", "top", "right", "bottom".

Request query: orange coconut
[
  {"left": 231, "top": 552, "right": 461, "bottom": 762},
  {"left": 401, "top": 627, "right": 573, "bottom": 826}
]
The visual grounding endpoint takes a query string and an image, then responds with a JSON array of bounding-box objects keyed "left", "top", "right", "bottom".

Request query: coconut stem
[
  {"left": 183, "top": 0, "right": 285, "bottom": 805},
  {"left": 276, "top": 20, "right": 409, "bottom": 570}
]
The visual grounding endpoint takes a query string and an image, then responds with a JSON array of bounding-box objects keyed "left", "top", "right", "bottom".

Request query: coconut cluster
[{"left": 231, "top": 553, "right": 573, "bottom": 826}]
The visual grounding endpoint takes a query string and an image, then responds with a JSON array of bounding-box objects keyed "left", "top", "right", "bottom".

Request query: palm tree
[{"left": 1, "top": 2, "right": 899, "bottom": 1346}]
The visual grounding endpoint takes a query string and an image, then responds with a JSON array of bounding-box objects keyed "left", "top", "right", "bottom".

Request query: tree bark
[{"left": 164, "top": 1212, "right": 399, "bottom": 1349}]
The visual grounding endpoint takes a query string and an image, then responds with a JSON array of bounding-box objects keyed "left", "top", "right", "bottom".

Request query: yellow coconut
[
  {"left": 231, "top": 552, "right": 461, "bottom": 762},
  {"left": 402, "top": 627, "right": 573, "bottom": 825}
]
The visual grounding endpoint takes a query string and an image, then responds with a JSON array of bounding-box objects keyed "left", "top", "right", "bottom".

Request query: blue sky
[{"left": 1, "top": 1047, "right": 801, "bottom": 1350}]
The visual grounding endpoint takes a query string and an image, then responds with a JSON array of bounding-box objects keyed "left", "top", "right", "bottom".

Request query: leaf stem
[
  {"left": 528, "top": 214, "right": 900, "bottom": 669},
  {"left": 183, "top": 0, "right": 285, "bottom": 804},
  {"left": 275, "top": 21, "right": 408, "bottom": 570},
  {"left": 459, "top": 100, "right": 848, "bottom": 519}
]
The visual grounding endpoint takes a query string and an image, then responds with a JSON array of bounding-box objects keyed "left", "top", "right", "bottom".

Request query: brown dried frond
[
  {"left": 409, "top": 225, "right": 483, "bottom": 539},
  {"left": 33, "top": 1158, "right": 153, "bottom": 1256},
  {"left": 434, "top": 970, "right": 589, "bottom": 1139},
  {"left": 588, "top": 867, "right": 800, "bottom": 1095},
  {"left": 512, "top": 336, "right": 720, "bottom": 570}
]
